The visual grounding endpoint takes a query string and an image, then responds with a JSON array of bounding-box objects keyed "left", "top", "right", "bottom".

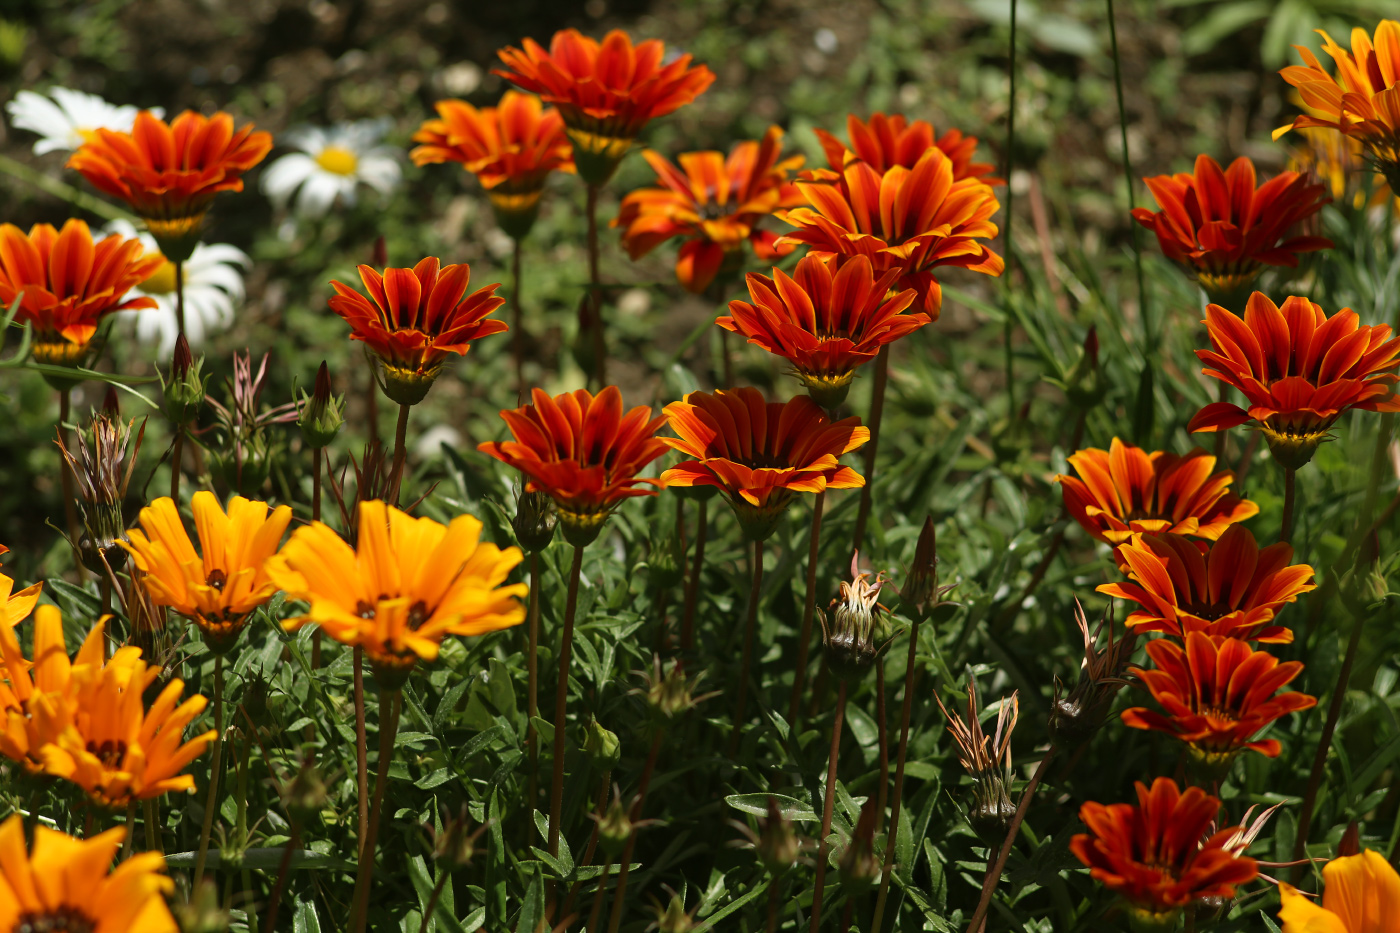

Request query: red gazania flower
[
  {"left": 495, "top": 28, "right": 715, "bottom": 184},
  {"left": 661, "top": 387, "right": 869, "bottom": 541},
  {"left": 1123, "top": 632, "right": 1316, "bottom": 772},
  {"left": 1071, "top": 777, "right": 1258, "bottom": 923},
  {"left": 1277, "top": 21, "right": 1400, "bottom": 188},
  {"left": 612, "top": 125, "right": 803, "bottom": 294},
  {"left": 478, "top": 386, "right": 669, "bottom": 546},
  {"left": 328, "top": 257, "right": 507, "bottom": 405},
  {"left": 1055, "top": 438, "right": 1258, "bottom": 545},
  {"left": 1188, "top": 291, "right": 1400, "bottom": 468},
  {"left": 717, "top": 254, "right": 927, "bottom": 407},
  {"left": 1097, "top": 524, "right": 1315, "bottom": 644},
  {"left": 67, "top": 111, "right": 272, "bottom": 260},
  {"left": 0, "top": 219, "right": 161, "bottom": 366},
  {"left": 410, "top": 91, "right": 575, "bottom": 239},
  {"left": 776, "top": 147, "right": 1003, "bottom": 318},
  {"left": 1130, "top": 155, "right": 1331, "bottom": 301},
  {"left": 814, "top": 111, "right": 1001, "bottom": 184}
]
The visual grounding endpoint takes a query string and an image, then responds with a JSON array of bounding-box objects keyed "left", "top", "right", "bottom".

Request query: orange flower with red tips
[
  {"left": 717, "top": 254, "right": 927, "bottom": 408},
  {"left": 67, "top": 110, "right": 271, "bottom": 260},
  {"left": 495, "top": 29, "right": 715, "bottom": 185},
  {"left": 1188, "top": 292, "right": 1400, "bottom": 468},
  {"left": 1055, "top": 438, "right": 1258, "bottom": 545},
  {"left": 814, "top": 112, "right": 1001, "bottom": 183},
  {"left": 1098, "top": 524, "right": 1315, "bottom": 644},
  {"left": 479, "top": 386, "right": 669, "bottom": 546},
  {"left": 1122, "top": 632, "right": 1316, "bottom": 775},
  {"left": 612, "top": 125, "right": 803, "bottom": 294},
  {"left": 1130, "top": 155, "right": 1331, "bottom": 301},
  {"left": 328, "top": 257, "right": 507, "bottom": 405},
  {"left": 0, "top": 219, "right": 161, "bottom": 366},
  {"left": 410, "top": 91, "right": 575, "bottom": 239},
  {"left": 777, "top": 147, "right": 1003, "bottom": 318},
  {"left": 661, "top": 387, "right": 869, "bottom": 541},
  {"left": 1071, "top": 777, "right": 1258, "bottom": 924}
]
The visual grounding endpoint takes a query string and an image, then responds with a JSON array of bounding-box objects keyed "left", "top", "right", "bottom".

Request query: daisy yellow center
[
  {"left": 141, "top": 257, "right": 177, "bottom": 295},
  {"left": 316, "top": 146, "right": 359, "bottom": 176},
  {"left": 75, "top": 127, "right": 99, "bottom": 143}
]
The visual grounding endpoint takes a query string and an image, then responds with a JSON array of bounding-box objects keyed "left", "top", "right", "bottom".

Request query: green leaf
[
  {"left": 163, "top": 848, "right": 351, "bottom": 870},
  {"left": 45, "top": 579, "right": 100, "bottom": 621},
  {"left": 725, "top": 793, "right": 818, "bottom": 822},
  {"left": 692, "top": 877, "right": 770, "bottom": 932},
  {"left": 1180, "top": 0, "right": 1270, "bottom": 55},
  {"left": 292, "top": 895, "right": 321, "bottom": 933},
  {"left": 513, "top": 867, "right": 545, "bottom": 933}
]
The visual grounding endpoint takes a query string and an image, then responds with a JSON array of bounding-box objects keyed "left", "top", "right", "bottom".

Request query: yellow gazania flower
[
  {"left": 267, "top": 500, "right": 527, "bottom": 685},
  {"left": 1279, "top": 849, "right": 1400, "bottom": 932},
  {"left": 0, "top": 546, "right": 41, "bottom": 628},
  {"left": 0, "top": 814, "right": 178, "bottom": 933},
  {"left": 122, "top": 491, "right": 292, "bottom": 653},
  {"left": 0, "top": 604, "right": 102, "bottom": 771}
]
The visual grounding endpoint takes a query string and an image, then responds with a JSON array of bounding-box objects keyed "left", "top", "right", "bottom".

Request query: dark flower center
[
  {"left": 207, "top": 568, "right": 227, "bottom": 591},
  {"left": 1186, "top": 600, "right": 1234, "bottom": 622},
  {"left": 14, "top": 909, "right": 98, "bottom": 933},
  {"left": 407, "top": 600, "right": 430, "bottom": 631},
  {"left": 84, "top": 739, "right": 128, "bottom": 766}
]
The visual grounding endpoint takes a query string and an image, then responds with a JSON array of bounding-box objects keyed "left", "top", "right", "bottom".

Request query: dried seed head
[
  {"left": 512, "top": 489, "right": 557, "bottom": 553},
  {"left": 836, "top": 798, "right": 883, "bottom": 893},
  {"left": 1048, "top": 602, "right": 1137, "bottom": 747},
  {"left": 584, "top": 719, "right": 621, "bottom": 772},
  {"left": 821, "top": 552, "right": 887, "bottom": 681},
  {"left": 207, "top": 350, "right": 299, "bottom": 497},
  {"left": 298, "top": 361, "right": 345, "bottom": 449},
  {"left": 56, "top": 409, "right": 145, "bottom": 574},
  {"left": 937, "top": 678, "right": 1018, "bottom": 842}
]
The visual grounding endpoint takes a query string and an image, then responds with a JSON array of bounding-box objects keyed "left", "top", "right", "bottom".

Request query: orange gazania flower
[
  {"left": 1130, "top": 155, "right": 1331, "bottom": 301},
  {"left": 0, "top": 815, "right": 178, "bottom": 933},
  {"left": 267, "top": 501, "right": 526, "bottom": 685},
  {"left": 661, "top": 387, "right": 869, "bottom": 541},
  {"left": 0, "top": 219, "right": 161, "bottom": 366},
  {"left": 1122, "top": 632, "right": 1316, "bottom": 773},
  {"left": 1097, "top": 524, "right": 1315, "bottom": 644},
  {"left": 479, "top": 386, "right": 669, "bottom": 546},
  {"left": 1277, "top": 21, "right": 1400, "bottom": 189},
  {"left": 1055, "top": 438, "right": 1258, "bottom": 545},
  {"left": 1071, "top": 777, "right": 1258, "bottom": 924},
  {"left": 814, "top": 111, "right": 1001, "bottom": 184},
  {"left": 410, "top": 91, "right": 575, "bottom": 239},
  {"left": 495, "top": 29, "right": 715, "bottom": 185},
  {"left": 328, "top": 257, "right": 507, "bottom": 405},
  {"left": 776, "top": 147, "right": 1003, "bottom": 318},
  {"left": 612, "top": 125, "right": 803, "bottom": 294},
  {"left": 717, "top": 254, "right": 926, "bottom": 407},
  {"left": 0, "top": 604, "right": 97, "bottom": 771},
  {"left": 121, "top": 492, "right": 291, "bottom": 654},
  {"left": 67, "top": 110, "right": 272, "bottom": 260},
  {"left": 1279, "top": 849, "right": 1400, "bottom": 932},
  {"left": 1188, "top": 292, "right": 1400, "bottom": 468}
]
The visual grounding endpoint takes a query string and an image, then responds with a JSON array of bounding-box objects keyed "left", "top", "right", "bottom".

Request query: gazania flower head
[
  {"left": 1122, "top": 632, "right": 1316, "bottom": 778},
  {"left": 479, "top": 386, "right": 669, "bottom": 546},
  {"left": 1277, "top": 22, "right": 1400, "bottom": 191},
  {"left": 0, "top": 219, "right": 161, "bottom": 366},
  {"left": 612, "top": 125, "right": 803, "bottom": 294},
  {"left": 0, "top": 604, "right": 94, "bottom": 771},
  {"left": 718, "top": 254, "right": 927, "bottom": 408},
  {"left": 1279, "top": 849, "right": 1400, "bottom": 932},
  {"left": 0, "top": 815, "right": 178, "bottom": 933},
  {"left": 1189, "top": 292, "right": 1400, "bottom": 468},
  {"left": 495, "top": 28, "right": 716, "bottom": 185},
  {"left": 1071, "top": 778, "right": 1258, "bottom": 927},
  {"left": 660, "top": 387, "right": 869, "bottom": 541},
  {"left": 814, "top": 111, "right": 1001, "bottom": 183},
  {"left": 1055, "top": 438, "right": 1258, "bottom": 545},
  {"left": 329, "top": 257, "right": 506, "bottom": 405},
  {"left": 411, "top": 91, "right": 575, "bottom": 239},
  {"left": 261, "top": 119, "right": 401, "bottom": 220},
  {"left": 1097, "top": 524, "right": 1316, "bottom": 644},
  {"left": 67, "top": 110, "right": 272, "bottom": 260},
  {"left": 1288, "top": 125, "right": 1396, "bottom": 211},
  {"left": 777, "top": 146, "right": 1003, "bottom": 318},
  {"left": 5, "top": 87, "right": 162, "bottom": 156},
  {"left": 1130, "top": 155, "right": 1331, "bottom": 302},
  {"left": 121, "top": 492, "right": 292, "bottom": 654},
  {"left": 267, "top": 501, "right": 526, "bottom": 685},
  {"left": 936, "top": 679, "right": 1017, "bottom": 840},
  {"left": 0, "top": 547, "right": 41, "bottom": 628}
]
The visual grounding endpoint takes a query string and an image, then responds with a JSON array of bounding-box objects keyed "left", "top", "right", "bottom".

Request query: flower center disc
[
  {"left": 316, "top": 146, "right": 360, "bottom": 176},
  {"left": 140, "top": 257, "right": 177, "bottom": 295},
  {"left": 15, "top": 908, "right": 98, "bottom": 933}
]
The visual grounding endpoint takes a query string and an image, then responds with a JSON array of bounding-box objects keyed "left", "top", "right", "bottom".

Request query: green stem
[
  {"left": 549, "top": 545, "right": 586, "bottom": 858},
  {"left": 0, "top": 152, "right": 137, "bottom": 223},
  {"left": 852, "top": 346, "right": 890, "bottom": 553},
  {"left": 194, "top": 654, "right": 224, "bottom": 886},
  {"left": 170, "top": 428, "right": 184, "bottom": 505},
  {"left": 143, "top": 798, "right": 161, "bottom": 854},
  {"left": 680, "top": 498, "right": 708, "bottom": 654},
  {"left": 788, "top": 491, "right": 825, "bottom": 729},
  {"left": 175, "top": 260, "right": 186, "bottom": 340},
  {"left": 390, "top": 402, "right": 411, "bottom": 506},
  {"left": 351, "top": 688, "right": 402, "bottom": 933},
  {"left": 57, "top": 389, "right": 87, "bottom": 582},
  {"left": 1281, "top": 466, "right": 1297, "bottom": 545},
  {"left": 869, "top": 616, "right": 921, "bottom": 933},
  {"left": 1106, "top": 0, "right": 1149, "bottom": 348},
  {"left": 354, "top": 646, "right": 369, "bottom": 864},
  {"left": 809, "top": 680, "right": 847, "bottom": 933},
  {"left": 605, "top": 731, "right": 664, "bottom": 933},
  {"left": 513, "top": 236, "right": 526, "bottom": 401},
  {"left": 526, "top": 551, "right": 541, "bottom": 840},
  {"left": 586, "top": 184, "right": 607, "bottom": 387},
  {"left": 729, "top": 538, "right": 764, "bottom": 754}
]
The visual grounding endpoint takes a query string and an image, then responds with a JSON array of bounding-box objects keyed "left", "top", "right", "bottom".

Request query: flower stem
[
  {"left": 390, "top": 402, "right": 411, "bottom": 506},
  {"left": 312, "top": 447, "right": 322, "bottom": 523},
  {"left": 175, "top": 259, "right": 185, "bottom": 341},
  {"left": 513, "top": 236, "right": 526, "bottom": 401},
  {"left": 605, "top": 730, "right": 664, "bottom": 933},
  {"left": 194, "top": 654, "right": 224, "bottom": 886},
  {"left": 1001, "top": 0, "right": 1019, "bottom": 417},
  {"left": 351, "top": 687, "right": 402, "bottom": 933},
  {"left": 869, "top": 616, "right": 921, "bottom": 933},
  {"left": 765, "top": 880, "right": 780, "bottom": 933},
  {"left": 1106, "top": 0, "right": 1149, "bottom": 349},
  {"left": 56, "top": 389, "right": 86, "bottom": 581},
  {"left": 143, "top": 798, "right": 161, "bottom": 854},
  {"left": 526, "top": 551, "right": 541, "bottom": 836},
  {"left": 549, "top": 545, "right": 586, "bottom": 859},
  {"left": 788, "top": 492, "right": 825, "bottom": 730},
  {"left": 559, "top": 769, "right": 611, "bottom": 922},
  {"left": 967, "top": 744, "right": 1058, "bottom": 933},
  {"left": 354, "top": 646, "right": 369, "bottom": 864},
  {"left": 852, "top": 346, "right": 890, "bottom": 553},
  {"left": 730, "top": 538, "right": 764, "bottom": 754},
  {"left": 120, "top": 800, "right": 135, "bottom": 860},
  {"left": 170, "top": 428, "right": 184, "bottom": 505},
  {"left": 809, "top": 679, "right": 847, "bottom": 933},
  {"left": 264, "top": 825, "right": 300, "bottom": 933},
  {"left": 680, "top": 498, "right": 708, "bottom": 654},
  {"left": 585, "top": 183, "right": 607, "bottom": 387},
  {"left": 1281, "top": 466, "right": 1298, "bottom": 544},
  {"left": 875, "top": 661, "right": 889, "bottom": 830},
  {"left": 587, "top": 853, "right": 614, "bottom": 933}
]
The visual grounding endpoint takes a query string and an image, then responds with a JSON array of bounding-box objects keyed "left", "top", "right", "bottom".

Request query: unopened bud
[
  {"left": 1340, "top": 530, "right": 1387, "bottom": 619},
  {"left": 649, "top": 527, "right": 684, "bottom": 591},
  {"left": 430, "top": 805, "right": 484, "bottom": 869},
  {"left": 1339, "top": 821, "right": 1361, "bottom": 857},
  {"left": 636, "top": 657, "right": 713, "bottom": 724},
  {"left": 298, "top": 361, "right": 345, "bottom": 449},
  {"left": 652, "top": 893, "right": 695, "bottom": 933},
  {"left": 584, "top": 720, "right": 621, "bottom": 772},
  {"left": 756, "top": 797, "right": 801, "bottom": 876},
  {"left": 102, "top": 386, "right": 119, "bottom": 417},
  {"left": 174, "top": 880, "right": 230, "bottom": 933},
  {"left": 372, "top": 235, "right": 387, "bottom": 268},
  {"left": 512, "top": 490, "right": 557, "bottom": 553},
  {"left": 836, "top": 799, "right": 882, "bottom": 893},
  {"left": 284, "top": 759, "right": 330, "bottom": 826},
  {"left": 597, "top": 799, "right": 632, "bottom": 857},
  {"left": 162, "top": 334, "right": 207, "bottom": 426}
]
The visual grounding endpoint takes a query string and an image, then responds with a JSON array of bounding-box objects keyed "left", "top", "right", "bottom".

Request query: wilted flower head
[
  {"left": 820, "top": 552, "right": 887, "bottom": 680},
  {"left": 1048, "top": 602, "right": 1137, "bottom": 748},
  {"left": 56, "top": 406, "right": 146, "bottom": 573},
  {"left": 298, "top": 361, "right": 345, "bottom": 450},
  {"left": 937, "top": 678, "right": 1018, "bottom": 840}
]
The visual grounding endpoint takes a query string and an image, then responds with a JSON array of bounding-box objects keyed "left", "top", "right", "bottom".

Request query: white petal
[
  {"left": 356, "top": 155, "right": 402, "bottom": 194},
  {"left": 261, "top": 154, "right": 319, "bottom": 202},
  {"left": 282, "top": 126, "right": 328, "bottom": 156},
  {"left": 294, "top": 172, "right": 349, "bottom": 218}
]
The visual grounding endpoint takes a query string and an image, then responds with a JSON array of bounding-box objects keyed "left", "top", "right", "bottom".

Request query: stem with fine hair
[
  {"left": 526, "top": 552, "right": 541, "bottom": 832},
  {"left": 869, "top": 614, "right": 922, "bottom": 933},
  {"left": 353, "top": 646, "right": 369, "bottom": 864},
  {"left": 390, "top": 401, "right": 411, "bottom": 506},
  {"left": 170, "top": 428, "right": 184, "bottom": 504},
  {"left": 57, "top": 389, "right": 86, "bottom": 580},
  {"left": 1106, "top": 0, "right": 1149, "bottom": 347},
  {"left": 605, "top": 730, "right": 664, "bottom": 933},
  {"left": 351, "top": 688, "right": 402, "bottom": 933},
  {"left": 852, "top": 346, "right": 891, "bottom": 552},
  {"left": 559, "top": 769, "right": 612, "bottom": 922},
  {"left": 809, "top": 679, "right": 848, "bottom": 933},
  {"left": 585, "top": 184, "right": 607, "bottom": 386},
  {"left": 587, "top": 853, "right": 614, "bottom": 933},
  {"left": 512, "top": 236, "right": 526, "bottom": 400},
  {"left": 1281, "top": 466, "right": 1298, "bottom": 544},
  {"left": 765, "top": 880, "right": 780, "bottom": 933},
  {"left": 312, "top": 447, "right": 323, "bottom": 522},
  {"left": 1001, "top": 0, "right": 1019, "bottom": 419},
  {"left": 194, "top": 654, "right": 224, "bottom": 886},
  {"left": 875, "top": 661, "right": 889, "bottom": 831},
  {"left": 967, "top": 744, "right": 1059, "bottom": 933},
  {"left": 175, "top": 260, "right": 186, "bottom": 337},
  {"left": 680, "top": 498, "right": 708, "bottom": 654},
  {"left": 730, "top": 538, "right": 765, "bottom": 753},
  {"left": 789, "top": 491, "right": 826, "bottom": 728},
  {"left": 549, "top": 545, "right": 587, "bottom": 858}
]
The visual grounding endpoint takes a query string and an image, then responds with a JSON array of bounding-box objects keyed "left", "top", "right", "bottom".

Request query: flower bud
[
  {"left": 283, "top": 759, "right": 330, "bottom": 827},
  {"left": 1048, "top": 603, "right": 1136, "bottom": 748},
  {"left": 584, "top": 719, "right": 621, "bottom": 772},
  {"left": 512, "top": 490, "right": 557, "bottom": 553},
  {"left": 651, "top": 893, "right": 696, "bottom": 933},
  {"left": 372, "top": 235, "right": 387, "bottom": 268},
  {"left": 597, "top": 798, "right": 633, "bottom": 857},
  {"left": 242, "top": 667, "right": 270, "bottom": 725},
  {"left": 649, "top": 526, "right": 684, "bottom": 591},
  {"left": 836, "top": 799, "right": 882, "bottom": 893},
  {"left": 174, "top": 880, "right": 230, "bottom": 933},
  {"left": 298, "top": 361, "right": 345, "bottom": 449},
  {"left": 1340, "top": 530, "right": 1387, "bottom": 620},
  {"left": 428, "top": 804, "right": 486, "bottom": 869},
  {"left": 635, "top": 656, "right": 715, "bottom": 725},
  {"left": 821, "top": 553, "right": 886, "bottom": 681},
  {"left": 755, "top": 797, "right": 801, "bottom": 876},
  {"left": 162, "top": 333, "right": 207, "bottom": 426}
]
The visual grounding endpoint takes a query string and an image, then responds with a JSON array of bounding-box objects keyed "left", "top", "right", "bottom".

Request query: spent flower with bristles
[
  {"left": 648, "top": 891, "right": 697, "bottom": 933},
  {"left": 205, "top": 350, "right": 300, "bottom": 496},
  {"left": 283, "top": 758, "right": 331, "bottom": 827},
  {"left": 174, "top": 880, "right": 230, "bottom": 933},
  {"left": 633, "top": 655, "right": 719, "bottom": 725},
  {"left": 596, "top": 794, "right": 634, "bottom": 857},
  {"left": 820, "top": 552, "right": 887, "bottom": 680},
  {"left": 937, "top": 678, "right": 1018, "bottom": 840},
  {"left": 298, "top": 361, "right": 345, "bottom": 449},
  {"left": 55, "top": 406, "right": 146, "bottom": 573},
  {"left": 425, "top": 804, "right": 489, "bottom": 869},
  {"left": 1049, "top": 602, "right": 1138, "bottom": 748}
]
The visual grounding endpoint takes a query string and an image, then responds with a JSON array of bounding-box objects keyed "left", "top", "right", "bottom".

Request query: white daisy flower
[
  {"left": 261, "top": 119, "right": 402, "bottom": 219},
  {"left": 5, "top": 87, "right": 163, "bottom": 156},
  {"left": 106, "top": 220, "right": 251, "bottom": 357}
]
